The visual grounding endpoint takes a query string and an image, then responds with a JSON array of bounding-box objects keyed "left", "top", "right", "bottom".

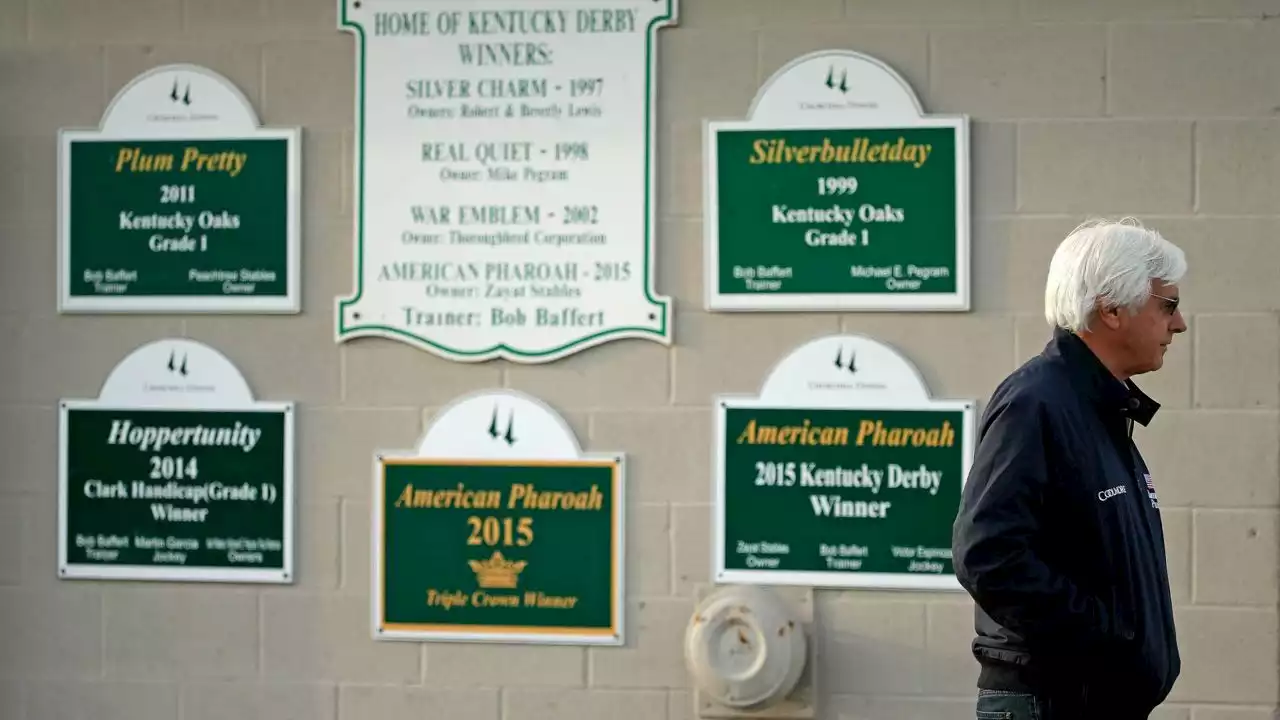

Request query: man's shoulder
[
  {"left": 986, "top": 354, "right": 1074, "bottom": 417},
  {"left": 974, "top": 356, "right": 1078, "bottom": 461}
]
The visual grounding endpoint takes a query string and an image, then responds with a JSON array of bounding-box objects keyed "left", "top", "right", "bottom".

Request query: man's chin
[{"left": 1131, "top": 355, "right": 1164, "bottom": 376}]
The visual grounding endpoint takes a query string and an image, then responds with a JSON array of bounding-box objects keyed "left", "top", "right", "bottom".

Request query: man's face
[{"left": 1118, "top": 280, "right": 1187, "bottom": 374}]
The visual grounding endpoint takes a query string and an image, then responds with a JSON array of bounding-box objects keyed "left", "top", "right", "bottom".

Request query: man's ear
[{"left": 1094, "top": 302, "right": 1123, "bottom": 331}]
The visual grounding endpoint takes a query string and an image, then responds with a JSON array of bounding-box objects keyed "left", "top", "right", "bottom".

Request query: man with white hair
[{"left": 952, "top": 218, "right": 1186, "bottom": 718}]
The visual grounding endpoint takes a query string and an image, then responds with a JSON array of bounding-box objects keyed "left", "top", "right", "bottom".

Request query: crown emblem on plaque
[{"left": 469, "top": 551, "right": 527, "bottom": 589}]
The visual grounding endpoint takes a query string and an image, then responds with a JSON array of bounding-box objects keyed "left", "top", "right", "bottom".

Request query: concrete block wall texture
[{"left": 1, "top": 0, "right": 1279, "bottom": 717}]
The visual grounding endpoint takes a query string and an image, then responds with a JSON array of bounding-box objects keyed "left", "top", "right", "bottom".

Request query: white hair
[{"left": 1044, "top": 217, "right": 1187, "bottom": 332}]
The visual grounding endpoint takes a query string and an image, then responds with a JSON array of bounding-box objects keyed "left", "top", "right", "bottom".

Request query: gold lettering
[
  {"left": 394, "top": 483, "right": 413, "bottom": 507},
  {"left": 507, "top": 483, "right": 603, "bottom": 511},
  {"left": 114, "top": 147, "right": 174, "bottom": 172},
  {"left": 854, "top": 419, "right": 955, "bottom": 447},
  {"left": 735, "top": 418, "right": 849, "bottom": 446},
  {"left": 467, "top": 515, "right": 534, "bottom": 546},
  {"left": 523, "top": 591, "right": 579, "bottom": 608},
  {"left": 742, "top": 136, "right": 931, "bottom": 168},
  {"left": 393, "top": 482, "right": 502, "bottom": 509},
  {"left": 471, "top": 590, "right": 521, "bottom": 607},
  {"left": 178, "top": 147, "right": 248, "bottom": 177},
  {"left": 425, "top": 588, "right": 468, "bottom": 609}
]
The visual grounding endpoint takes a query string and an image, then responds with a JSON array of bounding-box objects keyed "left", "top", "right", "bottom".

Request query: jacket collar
[{"left": 1044, "top": 326, "right": 1160, "bottom": 427}]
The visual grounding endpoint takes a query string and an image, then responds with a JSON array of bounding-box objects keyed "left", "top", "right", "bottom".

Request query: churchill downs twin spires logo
[
  {"left": 147, "top": 73, "right": 217, "bottom": 123},
  {"left": 144, "top": 347, "right": 219, "bottom": 395},
  {"left": 169, "top": 77, "right": 192, "bottom": 106},
  {"left": 808, "top": 61, "right": 877, "bottom": 111},
  {"left": 825, "top": 64, "right": 850, "bottom": 94},
  {"left": 167, "top": 350, "right": 189, "bottom": 377},
  {"left": 834, "top": 346, "right": 858, "bottom": 374},
  {"left": 808, "top": 343, "right": 887, "bottom": 392},
  {"left": 140, "top": 346, "right": 203, "bottom": 394},
  {"left": 487, "top": 404, "right": 517, "bottom": 446}
]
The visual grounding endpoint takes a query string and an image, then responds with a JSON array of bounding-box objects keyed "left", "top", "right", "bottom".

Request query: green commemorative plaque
[
  {"left": 58, "top": 63, "right": 300, "bottom": 313},
  {"left": 722, "top": 406, "right": 965, "bottom": 580},
  {"left": 704, "top": 49, "right": 969, "bottom": 312},
  {"left": 374, "top": 391, "right": 625, "bottom": 645},
  {"left": 58, "top": 338, "right": 296, "bottom": 584},
  {"left": 715, "top": 333, "right": 975, "bottom": 591}
]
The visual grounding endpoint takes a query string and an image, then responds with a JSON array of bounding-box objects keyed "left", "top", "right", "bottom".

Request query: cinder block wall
[{"left": 2, "top": 1, "right": 1278, "bottom": 718}]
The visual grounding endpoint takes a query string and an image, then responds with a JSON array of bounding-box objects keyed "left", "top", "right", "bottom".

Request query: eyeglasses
[{"left": 1150, "top": 292, "right": 1180, "bottom": 315}]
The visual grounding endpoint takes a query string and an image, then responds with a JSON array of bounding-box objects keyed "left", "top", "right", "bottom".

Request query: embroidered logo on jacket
[
  {"left": 1097, "top": 485, "right": 1128, "bottom": 502},
  {"left": 1145, "top": 473, "right": 1159, "bottom": 509}
]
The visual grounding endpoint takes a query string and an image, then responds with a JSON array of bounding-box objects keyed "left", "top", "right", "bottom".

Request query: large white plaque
[{"left": 337, "top": 0, "right": 677, "bottom": 363}]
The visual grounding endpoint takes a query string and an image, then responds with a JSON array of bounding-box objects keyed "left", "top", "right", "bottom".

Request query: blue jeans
[{"left": 976, "top": 689, "right": 1045, "bottom": 720}]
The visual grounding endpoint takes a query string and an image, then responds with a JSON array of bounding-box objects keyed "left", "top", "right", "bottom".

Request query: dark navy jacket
[{"left": 952, "top": 327, "right": 1180, "bottom": 715}]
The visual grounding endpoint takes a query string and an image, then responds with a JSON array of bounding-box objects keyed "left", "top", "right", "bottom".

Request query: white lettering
[{"left": 1097, "top": 485, "right": 1128, "bottom": 502}]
